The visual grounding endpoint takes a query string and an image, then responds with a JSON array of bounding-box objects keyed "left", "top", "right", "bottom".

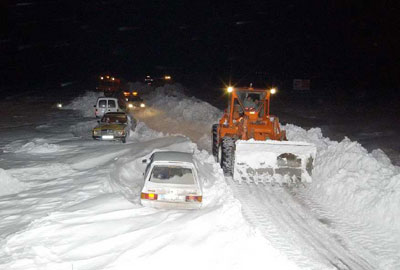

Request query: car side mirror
[{"left": 142, "top": 159, "right": 148, "bottom": 164}]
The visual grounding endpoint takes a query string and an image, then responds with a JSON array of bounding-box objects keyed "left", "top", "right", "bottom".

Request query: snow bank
[
  {"left": 70, "top": 120, "right": 98, "bottom": 138},
  {"left": 0, "top": 169, "right": 27, "bottom": 196},
  {"left": 130, "top": 121, "right": 165, "bottom": 141},
  {"left": 64, "top": 91, "right": 102, "bottom": 117},
  {"left": 3, "top": 138, "right": 61, "bottom": 154},
  {"left": 145, "top": 83, "right": 221, "bottom": 124},
  {"left": 285, "top": 124, "right": 400, "bottom": 238},
  {"left": 135, "top": 84, "right": 222, "bottom": 150}
]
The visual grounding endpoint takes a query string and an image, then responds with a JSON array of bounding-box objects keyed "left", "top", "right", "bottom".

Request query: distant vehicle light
[
  {"left": 128, "top": 103, "right": 133, "bottom": 108},
  {"left": 270, "top": 88, "right": 277, "bottom": 94},
  {"left": 140, "top": 103, "right": 146, "bottom": 108},
  {"left": 133, "top": 91, "right": 138, "bottom": 96},
  {"left": 227, "top": 86, "right": 233, "bottom": 93},
  {"left": 164, "top": 75, "right": 171, "bottom": 80},
  {"left": 106, "top": 75, "right": 110, "bottom": 79},
  {"left": 112, "top": 77, "right": 115, "bottom": 81},
  {"left": 56, "top": 103, "right": 63, "bottom": 108},
  {"left": 100, "top": 76, "right": 104, "bottom": 80},
  {"left": 123, "top": 91, "right": 130, "bottom": 96}
]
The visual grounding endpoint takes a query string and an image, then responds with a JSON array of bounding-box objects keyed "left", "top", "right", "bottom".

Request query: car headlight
[
  {"left": 140, "top": 103, "right": 145, "bottom": 108},
  {"left": 128, "top": 103, "right": 133, "bottom": 108},
  {"left": 56, "top": 103, "right": 63, "bottom": 108},
  {"left": 115, "top": 130, "right": 124, "bottom": 136},
  {"left": 93, "top": 130, "right": 100, "bottom": 136}
]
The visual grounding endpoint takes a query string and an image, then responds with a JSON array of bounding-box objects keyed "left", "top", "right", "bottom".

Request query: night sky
[{"left": 2, "top": 1, "right": 399, "bottom": 99}]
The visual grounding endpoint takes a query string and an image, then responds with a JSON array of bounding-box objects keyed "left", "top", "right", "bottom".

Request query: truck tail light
[
  {"left": 141, "top": 193, "right": 158, "bottom": 200},
  {"left": 185, "top": 196, "right": 202, "bottom": 202}
]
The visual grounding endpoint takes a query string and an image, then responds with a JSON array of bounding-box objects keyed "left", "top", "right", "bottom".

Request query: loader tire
[
  {"left": 220, "top": 137, "right": 235, "bottom": 176},
  {"left": 212, "top": 124, "right": 219, "bottom": 157}
]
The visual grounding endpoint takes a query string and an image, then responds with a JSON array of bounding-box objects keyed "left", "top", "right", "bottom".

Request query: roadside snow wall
[
  {"left": 64, "top": 91, "right": 102, "bottom": 117},
  {"left": 145, "top": 83, "right": 221, "bottom": 124},
  {"left": 0, "top": 169, "right": 27, "bottom": 196},
  {"left": 285, "top": 124, "right": 400, "bottom": 242}
]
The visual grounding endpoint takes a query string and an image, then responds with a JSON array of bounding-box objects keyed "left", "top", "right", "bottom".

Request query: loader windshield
[{"left": 237, "top": 91, "right": 264, "bottom": 111}]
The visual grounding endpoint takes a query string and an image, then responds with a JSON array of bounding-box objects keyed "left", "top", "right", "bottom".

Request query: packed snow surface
[{"left": 0, "top": 84, "right": 399, "bottom": 269}]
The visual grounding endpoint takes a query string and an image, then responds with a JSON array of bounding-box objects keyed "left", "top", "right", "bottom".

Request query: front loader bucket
[{"left": 234, "top": 140, "right": 316, "bottom": 184}]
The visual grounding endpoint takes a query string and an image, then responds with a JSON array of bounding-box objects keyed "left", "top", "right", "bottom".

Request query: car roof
[
  {"left": 151, "top": 151, "right": 194, "bottom": 164},
  {"left": 97, "top": 97, "right": 118, "bottom": 100}
]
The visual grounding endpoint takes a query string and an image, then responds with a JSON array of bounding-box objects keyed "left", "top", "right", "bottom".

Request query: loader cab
[{"left": 229, "top": 89, "right": 268, "bottom": 122}]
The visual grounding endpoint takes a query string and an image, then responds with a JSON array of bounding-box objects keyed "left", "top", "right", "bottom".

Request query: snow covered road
[{"left": 1, "top": 85, "right": 399, "bottom": 269}]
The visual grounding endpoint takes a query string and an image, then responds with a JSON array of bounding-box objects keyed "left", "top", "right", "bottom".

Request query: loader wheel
[
  {"left": 212, "top": 124, "right": 219, "bottom": 157},
  {"left": 220, "top": 137, "right": 235, "bottom": 176}
]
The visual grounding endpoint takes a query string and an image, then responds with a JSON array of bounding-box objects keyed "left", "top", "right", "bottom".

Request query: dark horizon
[{"left": 2, "top": 1, "right": 399, "bottom": 101}]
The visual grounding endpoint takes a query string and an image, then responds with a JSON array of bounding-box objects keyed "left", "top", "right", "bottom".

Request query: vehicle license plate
[
  {"left": 102, "top": 135, "right": 114, "bottom": 140},
  {"left": 159, "top": 194, "right": 185, "bottom": 202}
]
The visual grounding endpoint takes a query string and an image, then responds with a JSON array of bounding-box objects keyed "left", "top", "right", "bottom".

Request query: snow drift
[
  {"left": 0, "top": 169, "right": 27, "bottom": 196},
  {"left": 64, "top": 91, "right": 102, "bottom": 117},
  {"left": 285, "top": 124, "right": 400, "bottom": 243}
]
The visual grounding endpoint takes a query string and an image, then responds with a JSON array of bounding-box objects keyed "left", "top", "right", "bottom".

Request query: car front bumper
[{"left": 92, "top": 135, "right": 125, "bottom": 141}]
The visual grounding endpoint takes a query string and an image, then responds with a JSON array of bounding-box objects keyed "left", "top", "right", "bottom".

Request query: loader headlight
[
  {"left": 140, "top": 103, "right": 145, "bottom": 108},
  {"left": 227, "top": 86, "right": 233, "bottom": 93},
  {"left": 270, "top": 88, "right": 277, "bottom": 94}
]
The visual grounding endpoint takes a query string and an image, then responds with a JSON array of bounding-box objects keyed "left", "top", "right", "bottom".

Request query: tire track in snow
[
  {"left": 227, "top": 178, "right": 376, "bottom": 270},
  {"left": 296, "top": 190, "right": 400, "bottom": 270}
]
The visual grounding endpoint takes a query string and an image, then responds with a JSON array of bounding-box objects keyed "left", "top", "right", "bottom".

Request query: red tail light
[
  {"left": 185, "top": 196, "right": 202, "bottom": 202},
  {"left": 141, "top": 193, "right": 158, "bottom": 200}
]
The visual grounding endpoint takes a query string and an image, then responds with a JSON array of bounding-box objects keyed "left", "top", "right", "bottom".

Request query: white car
[
  {"left": 141, "top": 151, "right": 203, "bottom": 209},
  {"left": 94, "top": 97, "right": 123, "bottom": 118}
]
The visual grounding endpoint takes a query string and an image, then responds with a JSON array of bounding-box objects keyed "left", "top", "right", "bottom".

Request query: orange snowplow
[{"left": 212, "top": 87, "right": 316, "bottom": 184}]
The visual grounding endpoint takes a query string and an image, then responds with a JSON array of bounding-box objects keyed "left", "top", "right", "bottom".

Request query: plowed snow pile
[
  {"left": 285, "top": 124, "right": 400, "bottom": 245},
  {"left": 135, "top": 83, "right": 221, "bottom": 150},
  {"left": 64, "top": 90, "right": 102, "bottom": 117}
]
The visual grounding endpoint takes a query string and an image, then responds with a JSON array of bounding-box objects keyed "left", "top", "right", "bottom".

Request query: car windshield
[
  {"left": 128, "top": 96, "right": 143, "bottom": 102},
  {"left": 101, "top": 114, "right": 127, "bottom": 124},
  {"left": 149, "top": 165, "right": 195, "bottom": 185}
]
